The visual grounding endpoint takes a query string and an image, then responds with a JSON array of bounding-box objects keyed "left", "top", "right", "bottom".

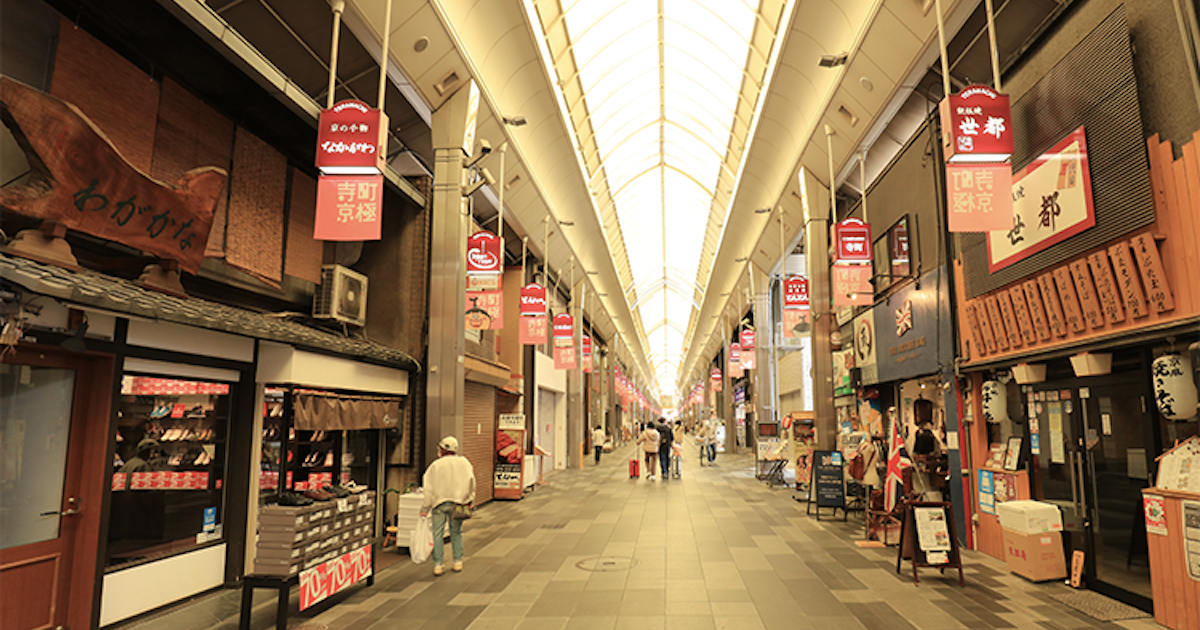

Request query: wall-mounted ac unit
[{"left": 314, "top": 264, "right": 368, "bottom": 327}]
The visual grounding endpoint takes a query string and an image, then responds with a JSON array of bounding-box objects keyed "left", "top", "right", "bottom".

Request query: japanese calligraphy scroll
[{"left": 0, "top": 76, "right": 226, "bottom": 273}]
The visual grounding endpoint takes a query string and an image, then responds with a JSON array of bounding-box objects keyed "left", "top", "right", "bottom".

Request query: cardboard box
[
  {"left": 1002, "top": 528, "right": 1066, "bottom": 582},
  {"left": 996, "top": 500, "right": 1063, "bottom": 534}
]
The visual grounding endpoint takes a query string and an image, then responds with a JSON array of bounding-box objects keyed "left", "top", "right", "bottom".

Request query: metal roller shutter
[{"left": 462, "top": 382, "right": 496, "bottom": 504}]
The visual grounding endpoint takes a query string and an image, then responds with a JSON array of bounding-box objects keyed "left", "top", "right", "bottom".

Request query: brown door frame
[{"left": 0, "top": 343, "right": 114, "bottom": 630}]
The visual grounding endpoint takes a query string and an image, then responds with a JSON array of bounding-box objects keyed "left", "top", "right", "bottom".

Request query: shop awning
[
  {"left": 293, "top": 390, "right": 402, "bottom": 431},
  {"left": 0, "top": 252, "right": 420, "bottom": 372}
]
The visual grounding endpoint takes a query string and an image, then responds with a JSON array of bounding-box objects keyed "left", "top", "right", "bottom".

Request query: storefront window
[
  {"left": 107, "top": 375, "right": 230, "bottom": 570},
  {"left": 874, "top": 215, "right": 913, "bottom": 290}
]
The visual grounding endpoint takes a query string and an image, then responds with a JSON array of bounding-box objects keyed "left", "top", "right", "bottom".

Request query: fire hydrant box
[{"left": 1002, "top": 528, "right": 1066, "bottom": 582}]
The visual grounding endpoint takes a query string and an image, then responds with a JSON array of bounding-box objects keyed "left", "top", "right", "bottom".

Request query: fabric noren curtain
[{"left": 294, "top": 391, "right": 402, "bottom": 431}]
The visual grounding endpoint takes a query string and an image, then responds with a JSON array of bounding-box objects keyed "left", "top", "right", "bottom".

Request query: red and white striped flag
[{"left": 884, "top": 418, "right": 912, "bottom": 511}]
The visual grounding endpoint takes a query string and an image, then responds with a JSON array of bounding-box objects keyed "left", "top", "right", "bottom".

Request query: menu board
[
  {"left": 812, "top": 450, "right": 845, "bottom": 509},
  {"left": 1156, "top": 436, "right": 1200, "bottom": 493}
]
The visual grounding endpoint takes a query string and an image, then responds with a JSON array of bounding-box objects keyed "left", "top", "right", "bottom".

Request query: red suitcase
[{"left": 629, "top": 458, "right": 639, "bottom": 478}]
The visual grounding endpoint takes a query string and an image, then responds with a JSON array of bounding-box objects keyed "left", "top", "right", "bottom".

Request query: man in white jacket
[{"left": 420, "top": 436, "right": 476, "bottom": 576}]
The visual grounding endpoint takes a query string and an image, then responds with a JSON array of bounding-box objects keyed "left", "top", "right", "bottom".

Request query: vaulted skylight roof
[{"left": 530, "top": 0, "right": 790, "bottom": 392}]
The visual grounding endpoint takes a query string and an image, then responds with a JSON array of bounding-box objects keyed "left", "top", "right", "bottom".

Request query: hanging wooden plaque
[
  {"left": 1037, "top": 273, "right": 1069, "bottom": 337},
  {"left": 1051, "top": 268, "right": 1087, "bottom": 334},
  {"left": 1107, "top": 241, "right": 1147, "bottom": 319},
  {"left": 1022, "top": 280, "right": 1052, "bottom": 341},
  {"left": 1131, "top": 233, "right": 1174, "bottom": 313},
  {"left": 995, "top": 291, "right": 1023, "bottom": 348},
  {"left": 1008, "top": 286, "right": 1037, "bottom": 346},
  {"left": 1087, "top": 251, "right": 1124, "bottom": 325},
  {"left": 1068, "top": 260, "right": 1104, "bottom": 330},
  {"left": 984, "top": 296, "right": 1009, "bottom": 351}
]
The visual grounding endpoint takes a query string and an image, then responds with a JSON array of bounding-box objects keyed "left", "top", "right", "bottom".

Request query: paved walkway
[{"left": 119, "top": 441, "right": 1160, "bottom": 630}]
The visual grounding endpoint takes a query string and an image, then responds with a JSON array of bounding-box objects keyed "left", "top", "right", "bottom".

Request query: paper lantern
[
  {"left": 981, "top": 380, "right": 1008, "bottom": 424},
  {"left": 1152, "top": 353, "right": 1198, "bottom": 421}
]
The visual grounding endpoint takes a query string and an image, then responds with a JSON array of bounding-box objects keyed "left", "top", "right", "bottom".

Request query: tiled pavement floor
[{"left": 118, "top": 441, "right": 1162, "bottom": 630}]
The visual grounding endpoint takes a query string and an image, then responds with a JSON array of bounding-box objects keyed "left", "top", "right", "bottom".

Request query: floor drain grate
[{"left": 575, "top": 556, "right": 639, "bottom": 572}]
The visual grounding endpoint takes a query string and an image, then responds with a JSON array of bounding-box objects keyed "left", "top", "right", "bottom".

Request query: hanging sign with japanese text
[
  {"left": 582, "top": 335, "right": 593, "bottom": 373},
  {"left": 467, "top": 230, "right": 502, "bottom": 275},
  {"left": 783, "top": 275, "right": 811, "bottom": 339},
  {"left": 465, "top": 290, "right": 503, "bottom": 330},
  {"left": 740, "top": 329, "right": 756, "bottom": 370},
  {"left": 314, "top": 175, "right": 383, "bottom": 241},
  {"left": 832, "top": 264, "right": 873, "bottom": 306},
  {"left": 939, "top": 85, "right": 1014, "bottom": 162},
  {"left": 834, "top": 218, "right": 873, "bottom": 263},
  {"left": 946, "top": 164, "right": 1013, "bottom": 232},
  {"left": 711, "top": 367, "right": 723, "bottom": 393},
  {"left": 519, "top": 283, "right": 547, "bottom": 344},
  {"left": 729, "top": 343, "right": 744, "bottom": 378},
  {"left": 0, "top": 77, "right": 226, "bottom": 273},
  {"left": 553, "top": 313, "right": 576, "bottom": 369},
  {"left": 316, "top": 100, "right": 387, "bottom": 174},
  {"left": 987, "top": 127, "right": 1094, "bottom": 272}
]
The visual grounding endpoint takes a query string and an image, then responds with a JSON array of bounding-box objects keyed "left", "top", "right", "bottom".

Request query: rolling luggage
[{"left": 629, "top": 458, "right": 639, "bottom": 478}]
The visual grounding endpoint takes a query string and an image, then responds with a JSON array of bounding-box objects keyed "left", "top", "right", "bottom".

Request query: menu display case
[{"left": 107, "top": 375, "right": 230, "bottom": 569}]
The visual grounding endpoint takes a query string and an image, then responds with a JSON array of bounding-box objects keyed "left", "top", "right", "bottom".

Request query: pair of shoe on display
[
  {"left": 310, "top": 430, "right": 327, "bottom": 442},
  {"left": 278, "top": 491, "right": 313, "bottom": 506},
  {"left": 343, "top": 481, "right": 368, "bottom": 494},
  {"left": 185, "top": 405, "right": 206, "bottom": 419},
  {"left": 148, "top": 404, "right": 173, "bottom": 419},
  {"left": 193, "top": 451, "right": 212, "bottom": 466},
  {"left": 302, "top": 487, "right": 337, "bottom": 501},
  {"left": 433, "top": 561, "right": 463, "bottom": 576},
  {"left": 301, "top": 450, "right": 327, "bottom": 467},
  {"left": 263, "top": 425, "right": 280, "bottom": 440},
  {"left": 267, "top": 402, "right": 284, "bottom": 418}
]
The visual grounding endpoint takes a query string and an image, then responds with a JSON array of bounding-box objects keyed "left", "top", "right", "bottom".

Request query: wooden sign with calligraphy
[
  {"left": 1068, "top": 260, "right": 1104, "bottom": 330},
  {"left": 995, "top": 291, "right": 1023, "bottom": 348},
  {"left": 1107, "top": 241, "right": 1147, "bottom": 319},
  {"left": 0, "top": 77, "right": 225, "bottom": 273},
  {"left": 973, "top": 301, "right": 999, "bottom": 354},
  {"left": 1131, "top": 233, "right": 1174, "bottom": 313},
  {"left": 1022, "top": 280, "right": 1052, "bottom": 341},
  {"left": 1008, "top": 286, "right": 1037, "bottom": 346},
  {"left": 1086, "top": 251, "right": 1124, "bottom": 325},
  {"left": 1037, "top": 273, "right": 1069, "bottom": 337},
  {"left": 1051, "top": 268, "right": 1087, "bottom": 334},
  {"left": 984, "top": 296, "right": 1010, "bottom": 351},
  {"left": 965, "top": 302, "right": 989, "bottom": 357}
]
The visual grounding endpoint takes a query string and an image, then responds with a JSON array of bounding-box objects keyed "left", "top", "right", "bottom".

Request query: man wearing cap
[{"left": 420, "top": 436, "right": 476, "bottom": 576}]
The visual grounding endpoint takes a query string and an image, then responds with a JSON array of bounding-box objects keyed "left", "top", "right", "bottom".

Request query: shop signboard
[
  {"left": 315, "top": 99, "right": 386, "bottom": 174},
  {"left": 832, "top": 264, "right": 873, "bottom": 306},
  {"left": 811, "top": 450, "right": 846, "bottom": 509},
  {"left": 314, "top": 174, "right": 383, "bottom": 241},
  {"left": 495, "top": 414, "right": 525, "bottom": 500},
  {"left": 987, "top": 127, "right": 1094, "bottom": 272},
  {"left": 465, "top": 290, "right": 503, "bottom": 330},
  {"left": 0, "top": 77, "right": 226, "bottom": 273},
  {"left": 711, "top": 367, "right": 723, "bottom": 393},
  {"left": 938, "top": 85, "right": 1013, "bottom": 163},
  {"left": 519, "top": 283, "right": 547, "bottom": 344},
  {"left": 740, "top": 329, "right": 756, "bottom": 370},
  {"left": 729, "top": 343, "right": 744, "bottom": 378},
  {"left": 873, "top": 268, "right": 952, "bottom": 383},
  {"left": 299, "top": 545, "right": 373, "bottom": 610},
  {"left": 466, "top": 230, "right": 502, "bottom": 276},
  {"left": 853, "top": 312, "right": 878, "bottom": 385},
  {"left": 783, "top": 275, "right": 810, "bottom": 339},
  {"left": 582, "top": 336, "right": 593, "bottom": 373},
  {"left": 553, "top": 313, "right": 576, "bottom": 370},
  {"left": 946, "top": 163, "right": 1013, "bottom": 232},
  {"left": 834, "top": 218, "right": 872, "bottom": 263}
]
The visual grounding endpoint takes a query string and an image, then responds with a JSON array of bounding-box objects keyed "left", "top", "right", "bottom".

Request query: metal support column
[{"left": 799, "top": 168, "right": 836, "bottom": 449}]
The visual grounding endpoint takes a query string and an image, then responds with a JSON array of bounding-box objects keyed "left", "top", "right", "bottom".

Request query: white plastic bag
[{"left": 410, "top": 515, "right": 434, "bottom": 564}]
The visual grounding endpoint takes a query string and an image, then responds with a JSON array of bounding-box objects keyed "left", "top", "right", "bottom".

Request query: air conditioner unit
[{"left": 314, "top": 264, "right": 368, "bottom": 326}]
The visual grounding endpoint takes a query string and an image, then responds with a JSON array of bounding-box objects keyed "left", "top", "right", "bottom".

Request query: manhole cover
[{"left": 575, "top": 556, "right": 639, "bottom": 572}]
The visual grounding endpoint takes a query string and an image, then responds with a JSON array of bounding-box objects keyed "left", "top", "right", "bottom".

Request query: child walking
[{"left": 671, "top": 435, "right": 682, "bottom": 479}]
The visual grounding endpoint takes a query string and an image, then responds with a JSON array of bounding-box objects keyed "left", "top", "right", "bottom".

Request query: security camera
[
  {"left": 463, "top": 167, "right": 496, "bottom": 196},
  {"left": 466, "top": 139, "right": 493, "bottom": 168}
]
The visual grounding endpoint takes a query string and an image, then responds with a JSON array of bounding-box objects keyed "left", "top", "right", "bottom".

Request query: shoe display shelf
[
  {"left": 113, "top": 394, "right": 226, "bottom": 492},
  {"left": 259, "top": 387, "right": 345, "bottom": 497}
]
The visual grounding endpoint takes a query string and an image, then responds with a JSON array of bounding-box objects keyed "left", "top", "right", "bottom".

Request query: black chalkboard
[{"left": 805, "top": 450, "right": 846, "bottom": 521}]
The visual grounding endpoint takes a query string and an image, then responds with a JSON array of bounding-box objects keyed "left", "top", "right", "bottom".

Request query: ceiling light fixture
[
  {"left": 558, "top": 220, "right": 575, "bottom": 227},
  {"left": 819, "top": 53, "right": 848, "bottom": 68},
  {"left": 502, "top": 115, "right": 527, "bottom": 127},
  {"left": 754, "top": 207, "right": 771, "bottom": 214}
]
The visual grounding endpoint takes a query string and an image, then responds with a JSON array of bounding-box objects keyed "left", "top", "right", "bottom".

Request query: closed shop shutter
[{"left": 462, "top": 381, "right": 496, "bottom": 504}]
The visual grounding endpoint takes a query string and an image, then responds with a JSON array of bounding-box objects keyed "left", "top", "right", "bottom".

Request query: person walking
[
  {"left": 636, "top": 422, "right": 660, "bottom": 480},
  {"left": 697, "top": 420, "right": 708, "bottom": 466},
  {"left": 592, "top": 425, "right": 606, "bottom": 465},
  {"left": 704, "top": 418, "right": 718, "bottom": 464},
  {"left": 419, "top": 436, "right": 476, "bottom": 576},
  {"left": 656, "top": 418, "right": 674, "bottom": 480}
]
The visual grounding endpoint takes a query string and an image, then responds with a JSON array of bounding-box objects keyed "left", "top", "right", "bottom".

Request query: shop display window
[
  {"left": 874, "top": 215, "right": 913, "bottom": 290},
  {"left": 107, "top": 375, "right": 231, "bottom": 570}
]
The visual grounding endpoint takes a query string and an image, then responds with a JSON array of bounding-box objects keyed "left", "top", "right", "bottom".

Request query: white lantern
[
  {"left": 982, "top": 380, "right": 1008, "bottom": 424},
  {"left": 1152, "top": 353, "right": 1199, "bottom": 421}
]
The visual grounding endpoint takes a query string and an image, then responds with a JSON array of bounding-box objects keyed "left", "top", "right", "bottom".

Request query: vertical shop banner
[
  {"left": 729, "top": 343, "right": 744, "bottom": 378},
  {"left": 582, "top": 336, "right": 593, "bottom": 373},
  {"left": 938, "top": 85, "right": 1014, "bottom": 163},
  {"left": 519, "top": 283, "right": 547, "bottom": 344},
  {"left": 314, "top": 175, "right": 384, "bottom": 241},
  {"left": 466, "top": 230, "right": 502, "bottom": 291},
  {"left": 783, "top": 275, "right": 810, "bottom": 339},
  {"left": 553, "top": 313, "right": 576, "bottom": 370},
  {"left": 495, "top": 414, "right": 525, "bottom": 500},
  {"left": 832, "top": 264, "right": 873, "bottom": 306},
  {"left": 834, "top": 218, "right": 873, "bottom": 263},
  {"left": 316, "top": 100, "right": 387, "bottom": 174},
  {"left": 711, "top": 367, "right": 723, "bottom": 392},
  {"left": 740, "top": 330, "right": 756, "bottom": 370},
  {"left": 946, "top": 164, "right": 1013, "bottom": 232},
  {"left": 987, "top": 127, "right": 1094, "bottom": 271},
  {"left": 465, "top": 288, "right": 503, "bottom": 330}
]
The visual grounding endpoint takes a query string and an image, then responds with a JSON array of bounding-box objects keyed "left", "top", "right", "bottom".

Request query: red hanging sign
[
  {"left": 465, "top": 291, "right": 503, "bottom": 330},
  {"left": 466, "top": 231, "right": 502, "bottom": 275},
  {"left": 729, "top": 343, "right": 744, "bottom": 378},
  {"left": 582, "top": 336, "right": 593, "bottom": 373},
  {"left": 519, "top": 315, "right": 547, "bottom": 345},
  {"left": 946, "top": 163, "right": 1014, "bottom": 232},
  {"left": 784, "top": 275, "right": 810, "bottom": 309},
  {"left": 553, "top": 313, "right": 576, "bottom": 369},
  {"left": 316, "top": 100, "right": 386, "bottom": 174},
  {"left": 834, "top": 218, "right": 873, "bottom": 263},
  {"left": 939, "top": 85, "right": 1014, "bottom": 163},
  {"left": 519, "top": 283, "right": 547, "bottom": 315},
  {"left": 740, "top": 329, "right": 756, "bottom": 352},
  {"left": 832, "top": 264, "right": 873, "bottom": 306},
  {"left": 711, "top": 367, "right": 723, "bottom": 393},
  {"left": 314, "top": 175, "right": 383, "bottom": 241}
]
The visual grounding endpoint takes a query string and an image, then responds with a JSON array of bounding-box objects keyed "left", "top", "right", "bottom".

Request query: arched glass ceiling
[{"left": 531, "top": 0, "right": 789, "bottom": 391}]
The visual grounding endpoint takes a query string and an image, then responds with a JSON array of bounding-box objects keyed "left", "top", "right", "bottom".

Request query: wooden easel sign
[
  {"left": 895, "top": 501, "right": 965, "bottom": 586},
  {"left": 806, "top": 450, "right": 847, "bottom": 521}
]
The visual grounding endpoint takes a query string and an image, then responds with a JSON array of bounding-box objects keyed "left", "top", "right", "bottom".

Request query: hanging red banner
[
  {"left": 582, "top": 336, "right": 593, "bottom": 373},
  {"left": 316, "top": 100, "right": 386, "bottom": 174},
  {"left": 519, "top": 283, "right": 547, "bottom": 315},
  {"left": 834, "top": 217, "right": 872, "bottom": 263},
  {"left": 832, "top": 264, "right": 873, "bottom": 306},
  {"left": 465, "top": 291, "right": 503, "bottom": 330},
  {"left": 783, "top": 309, "right": 809, "bottom": 339},
  {"left": 314, "top": 175, "right": 383, "bottom": 241},
  {"left": 939, "top": 85, "right": 1014, "bottom": 163},
  {"left": 711, "top": 367, "right": 723, "bottom": 393},
  {"left": 729, "top": 343, "right": 744, "bottom": 378},
  {"left": 739, "top": 329, "right": 756, "bottom": 370},
  {"left": 553, "top": 313, "right": 576, "bottom": 369},
  {"left": 467, "top": 230, "right": 502, "bottom": 276},
  {"left": 783, "top": 275, "right": 810, "bottom": 309},
  {"left": 946, "top": 163, "right": 1013, "bottom": 232}
]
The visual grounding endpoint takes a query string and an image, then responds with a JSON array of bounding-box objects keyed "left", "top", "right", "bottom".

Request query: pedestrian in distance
[
  {"left": 636, "top": 422, "right": 660, "bottom": 481},
  {"left": 671, "top": 433, "right": 683, "bottom": 479},
  {"left": 419, "top": 436, "right": 476, "bottom": 576},
  {"left": 656, "top": 418, "right": 674, "bottom": 479},
  {"left": 592, "top": 425, "right": 605, "bottom": 465}
]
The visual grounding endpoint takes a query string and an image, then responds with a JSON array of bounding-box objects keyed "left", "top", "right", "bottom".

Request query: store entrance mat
[{"left": 1048, "top": 589, "right": 1150, "bottom": 621}]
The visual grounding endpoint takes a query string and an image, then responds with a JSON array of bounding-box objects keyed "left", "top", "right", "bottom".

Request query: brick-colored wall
[{"left": 462, "top": 381, "right": 495, "bottom": 505}]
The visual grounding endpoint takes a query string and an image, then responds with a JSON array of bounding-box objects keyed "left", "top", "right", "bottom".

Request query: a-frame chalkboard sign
[
  {"left": 805, "top": 450, "right": 847, "bottom": 521},
  {"left": 895, "top": 501, "right": 964, "bottom": 586}
]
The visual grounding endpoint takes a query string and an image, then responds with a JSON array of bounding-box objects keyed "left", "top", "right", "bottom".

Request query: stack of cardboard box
[
  {"left": 253, "top": 491, "right": 376, "bottom": 577},
  {"left": 996, "top": 500, "right": 1065, "bottom": 581}
]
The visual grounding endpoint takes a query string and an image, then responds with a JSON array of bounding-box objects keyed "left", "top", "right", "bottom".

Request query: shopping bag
[
  {"left": 451, "top": 503, "right": 472, "bottom": 520},
  {"left": 410, "top": 515, "right": 434, "bottom": 564}
]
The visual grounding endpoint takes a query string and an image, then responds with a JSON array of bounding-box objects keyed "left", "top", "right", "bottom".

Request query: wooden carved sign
[{"left": 0, "top": 77, "right": 226, "bottom": 273}]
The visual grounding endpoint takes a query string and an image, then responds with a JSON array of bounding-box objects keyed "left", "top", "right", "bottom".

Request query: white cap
[{"left": 438, "top": 436, "right": 459, "bottom": 452}]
